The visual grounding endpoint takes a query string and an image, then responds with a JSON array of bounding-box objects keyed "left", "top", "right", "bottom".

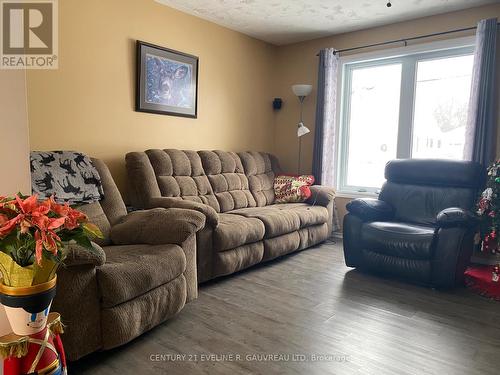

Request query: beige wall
[
  {"left": 27, "top": 0, "right": 277, "bottom": 198},
  {"left": 0, "top": 70, "right": 31, "bottom": 196},
  {"left": 273, "top": 3, "right": 500, "bottom": 229},
  {"left": 0, "top": 69, "right": 30, "bottom": 342}
]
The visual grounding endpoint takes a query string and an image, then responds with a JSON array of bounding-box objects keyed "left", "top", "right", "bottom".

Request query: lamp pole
[{"left": 298, "top": 95, "right": 305, "bottom": 175}]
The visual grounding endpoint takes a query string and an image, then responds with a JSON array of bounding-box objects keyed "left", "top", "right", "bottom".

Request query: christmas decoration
[
  {"left": 476, "top": 161, "right": 500, "bottom": 257},
  {"left": 493, "top": 264, "right": 500, "bottom": 283},
  {"left": 465, "top": 265, "right": 500, "bottom": 301}
]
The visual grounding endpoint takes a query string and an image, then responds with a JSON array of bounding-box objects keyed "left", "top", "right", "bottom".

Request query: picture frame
[{"left": 136, "top": 40, "right": 199, "bottom": 118}]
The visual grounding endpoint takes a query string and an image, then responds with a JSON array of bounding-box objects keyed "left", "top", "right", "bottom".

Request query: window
[{"left": 337, "top": 42, "right": 474, "bottom": 194}]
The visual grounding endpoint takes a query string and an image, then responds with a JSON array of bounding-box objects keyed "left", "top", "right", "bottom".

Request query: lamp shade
[
  {"left": 292, "top": 84, "right": 312, "bottom": 97},
  {"left": 297, "top": 122, "right": 310, "bottom": 137}
]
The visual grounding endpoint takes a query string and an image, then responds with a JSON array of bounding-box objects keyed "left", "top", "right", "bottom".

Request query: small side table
[{"left": 465, "top": 265, "right": 500, "bottom": 301}]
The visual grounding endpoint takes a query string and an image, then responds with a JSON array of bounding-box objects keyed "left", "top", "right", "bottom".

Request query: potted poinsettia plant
[{"left": 0, "top": 194, "right": 102, "bottom": 335}]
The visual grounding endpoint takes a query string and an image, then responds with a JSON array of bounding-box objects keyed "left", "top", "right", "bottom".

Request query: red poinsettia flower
[
  {"left": 0, "top": 214, "right": 8, "bottom": 226},
  {"left": 64, "top": 207, "right": 87, "bottom": 230},
  {"left": 0, "top": 214, "right": 23, "bottom": 238},
  {"left": 0, "top": 193, "right": 102, "bottom": 266}
]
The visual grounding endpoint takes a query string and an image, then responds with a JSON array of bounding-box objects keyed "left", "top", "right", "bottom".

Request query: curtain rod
[{"left": 316, "top": 22, "right": 500, "bottom": 56}]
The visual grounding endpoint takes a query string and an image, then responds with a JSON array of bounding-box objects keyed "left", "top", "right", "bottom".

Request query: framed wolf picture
[{"left": 136, "top": 41, "right": 199, "bottom": 118}]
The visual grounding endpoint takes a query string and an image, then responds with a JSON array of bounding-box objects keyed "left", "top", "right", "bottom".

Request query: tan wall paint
[
  {"left": 273, "top": 4, "right": 500, "bottom": 228},
  {"left": 27, "top": 0, "right": 277, "bottom": 198},
  {"left": 0, "top": 70, "right": 31, "bottom": 196},
  {"left": 0, "top": 69, "right": 30, "bottom": 342}
]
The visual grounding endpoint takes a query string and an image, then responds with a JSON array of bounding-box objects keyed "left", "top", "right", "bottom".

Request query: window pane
[
  {"left": 346, "top": 63, "right": 402, "bottom": 190},
  {"left": 411, "top": 55, "right": 473, "bottom": 159}
]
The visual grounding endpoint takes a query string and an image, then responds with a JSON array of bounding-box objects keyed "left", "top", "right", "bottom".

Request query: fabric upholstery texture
[
  {"left": 214, "top": 213, "right": 265, "bottom": 251},
  {"left": 238, "top": 151, "right": 279, "bottom": 206},
  {"left": 52, "top": 158, "right": 202, "bottom": 361},
  {"left": 98, "top": 244, "right": 186, "bottom": 308},
  {"left": 101, "top": 275, "right": 186, "bottom": 350},
  {"left": 230, "top": 206, "right": 301, "bottom": 238},
  {"left": 126, "top": 148, "right": 337, "bottom": 282},
  {"left": 148, "top": 149, "right": 220, "bottom": 210},
  {"left": 199, "top": 150, "right": 257, "bottom": 212},
  {"left": 110, "top": 207, "right": 205, "bottom": 245},
  {"left": 263, "top": 231, "right": 300, "bottom": 260},
  {"left": 63, "top": 242, "right": 106, "bottom": 267},
  {"left": 214, "top": 242, "right": 264, "bottom": 276}
]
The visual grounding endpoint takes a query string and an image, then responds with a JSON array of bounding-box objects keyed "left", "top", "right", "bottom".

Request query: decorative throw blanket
[{"left": 30, "top": 151, "right": 104, "bottom": 204}]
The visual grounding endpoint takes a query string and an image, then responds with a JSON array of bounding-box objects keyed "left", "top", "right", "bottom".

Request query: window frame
[{"left": 335, "top": 37, "right": 475, "bottom": 197}]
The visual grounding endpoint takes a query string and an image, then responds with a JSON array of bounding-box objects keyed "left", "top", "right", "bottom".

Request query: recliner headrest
[{"left": 385, "top": 159, "right": 486, "bottom": 189}]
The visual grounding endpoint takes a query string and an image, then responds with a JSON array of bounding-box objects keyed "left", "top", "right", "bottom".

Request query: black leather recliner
[{"left": 343, "top": 159, "right": 486, "bottom": 288}]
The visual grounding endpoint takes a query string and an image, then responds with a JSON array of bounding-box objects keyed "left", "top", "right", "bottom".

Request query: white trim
[
  {"left": 335, "top": 191, "right": 379, "bottom": 199},
  {"left": 334, "top": 36, "right": 476, "bottom": 194}
]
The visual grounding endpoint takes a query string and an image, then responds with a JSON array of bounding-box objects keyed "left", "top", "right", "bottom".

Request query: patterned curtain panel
[
  {"left": 463, "top": 18, "right": 498, "bottom": 166},
  {"left": 312, "top": 48, "right": 339, "bottom": 186}
]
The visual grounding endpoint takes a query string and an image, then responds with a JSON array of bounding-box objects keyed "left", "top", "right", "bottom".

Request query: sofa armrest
[
  {"left": 147, "top": 197, "right": 218, "bottom": 227},
  {"left": 346, "top": 198, "right": 395, "bottom": 222},
  {"left": 63, "top": 242, "right": 106, "bottom": 267},
  {"left": 307, "top": 185, "right": 335, "bottom": 207},
  {"left": 436, "top": 207, "right": 478, "bottom": 228},
  {"left": 110, "top": 207, "right": 205, "bottom": 246}
]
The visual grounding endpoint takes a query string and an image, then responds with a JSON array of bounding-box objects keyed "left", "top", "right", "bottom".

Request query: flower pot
[{"left": 0, "top": 276, "right": 57, "bottom": 336}]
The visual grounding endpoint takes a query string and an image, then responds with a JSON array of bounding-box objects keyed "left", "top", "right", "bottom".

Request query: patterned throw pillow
[{"left": 274, "top": 175, "right": 315, "bottom": 203}]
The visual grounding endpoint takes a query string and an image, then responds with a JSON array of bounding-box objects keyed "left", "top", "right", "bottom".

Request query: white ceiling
[{"left": 156, "top": 0, "right": 499, "bottom": 45}]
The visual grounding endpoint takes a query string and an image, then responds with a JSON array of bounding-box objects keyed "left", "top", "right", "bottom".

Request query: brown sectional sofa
[{"left": 126, "top": 150, "right": 337, "bottom": 282}]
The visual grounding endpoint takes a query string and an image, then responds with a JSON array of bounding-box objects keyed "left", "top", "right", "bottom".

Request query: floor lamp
[{"left": 292, "top": 84, "right": 312, "bottom": 175}]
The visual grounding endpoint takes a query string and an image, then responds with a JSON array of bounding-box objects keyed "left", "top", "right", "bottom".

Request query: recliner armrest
[
  {"left": 147, "top": 197, "right": 218, "bottom": 227},
  {"left": 306, "top": 185, "right": 335, "bottom": 207},
  {"left": 63, "top": 242, "right": 106, "bottom": 267},
  {"left": 436, "top": 207, "right": 478, "bottom": 228},
  {"left": 346, "top": 198, "right": 394, "bottom": 222},
  {"left": 110, "top": 208, "right": 205, "bottom": 245}
]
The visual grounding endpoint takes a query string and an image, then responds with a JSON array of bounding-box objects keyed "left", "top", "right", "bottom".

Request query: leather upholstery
[
  {"left": 343, "top": 159, "right": 485, "bottom": 288},
  {"left": 362, "top": 222, "right": 436, "bottom": 260},
  {"left": 436, "top": 207, "right": 477, "bottom": 228},
  {"left": 346, "top": 198, "right": 394, "bottom": 222}
]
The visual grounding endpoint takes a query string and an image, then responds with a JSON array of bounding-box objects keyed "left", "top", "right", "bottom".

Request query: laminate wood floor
[{"left": 71, "top": 239, "right": 500, "bottom": 375}]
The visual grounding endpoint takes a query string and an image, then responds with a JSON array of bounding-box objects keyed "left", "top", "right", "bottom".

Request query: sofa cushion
[
  {"left": 98, "top": 244, "right": 186, "bottom": 308},
  {"left": 238, "top": 152, "right": 280, "bottom": 206},
  {"left": 198, "top": 150, "right": 256, "bottom": 212},
  {"left": 230, "top": 206, "right": 301, "bottom": 238},
  {"left": 214, "top": 242, "right": 264, "bottom": 277},
  {"left": 270, "top": 203, "right": 329, "bottom": 227},
  {"left": 145, "top": 149, "right": 220, "bottom": 212},
  {"left": 361, "top": 222, "right": 436, "bottom": 260},
  {"left": 214, "top": 213, "right": 265, "bottom": 251}
]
